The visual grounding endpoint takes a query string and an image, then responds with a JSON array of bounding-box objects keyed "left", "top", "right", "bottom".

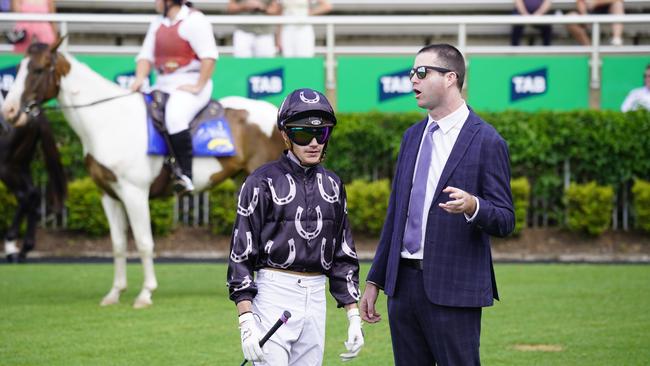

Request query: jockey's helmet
[{"left": 277, "top": 88, "right": 337, "bottom": 131}]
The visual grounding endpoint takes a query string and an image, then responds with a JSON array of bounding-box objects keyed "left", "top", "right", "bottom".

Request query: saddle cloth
[{"left": 144, "top": 91, "right": 236, "bottom": 157}]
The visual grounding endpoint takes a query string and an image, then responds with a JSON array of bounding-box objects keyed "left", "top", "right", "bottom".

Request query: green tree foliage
[
  {"left": 150, "top": 196, "right": 175, "bottom": 236},
  {"left": 566, "top": 182, "right": 614, "bottom": 236}
]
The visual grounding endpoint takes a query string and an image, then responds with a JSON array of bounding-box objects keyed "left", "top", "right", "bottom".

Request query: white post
[
  {"left": 325, "top": 23, "right": 336, "bottom": 91},
  {"left": 590, "top": 22, "right": 600, "bottom": 89}
]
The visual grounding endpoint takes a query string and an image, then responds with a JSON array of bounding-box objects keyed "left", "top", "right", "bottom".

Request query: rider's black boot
[{"left": 169, "top": 129, "right": 194, "bottom": 195}]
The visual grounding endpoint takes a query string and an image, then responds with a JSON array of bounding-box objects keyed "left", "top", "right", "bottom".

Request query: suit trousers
[{"left": 387, "top": 264, "right": 482, "bottom": 366}]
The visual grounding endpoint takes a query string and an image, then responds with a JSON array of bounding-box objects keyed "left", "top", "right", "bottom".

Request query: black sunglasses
[
  {"left": 286, "top": 126, "right": 333, "bottom": 146},
  {"left": 409, "top": 65, "right": 453, "bottom": 80}
]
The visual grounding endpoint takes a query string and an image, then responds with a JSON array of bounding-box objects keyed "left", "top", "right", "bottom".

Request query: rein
[
  {"left": 23, "top": 91, "right": 138, "bottom": 117},
  {"left": 21, "top": 51, "right": 138, "bottom": 117}
]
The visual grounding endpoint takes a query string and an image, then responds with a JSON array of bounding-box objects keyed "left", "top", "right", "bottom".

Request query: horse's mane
[{"left": 64, "top": 54, "right": 130, "bottom": 95}]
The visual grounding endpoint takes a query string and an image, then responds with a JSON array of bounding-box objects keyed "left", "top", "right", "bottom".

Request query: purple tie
[{"left": 403, "top": 123, "right": 439, "bottom": 254}]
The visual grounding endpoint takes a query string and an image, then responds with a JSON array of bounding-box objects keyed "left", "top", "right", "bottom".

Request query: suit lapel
[
  {"left": 396, "top": 118, "right": 428, "bottom": 218},
  {"left": 432, "top": 111, "right": 481, "bottom": 203}
]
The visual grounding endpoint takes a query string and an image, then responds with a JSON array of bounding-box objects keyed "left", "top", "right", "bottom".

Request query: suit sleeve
[
  {"left": 328, "top": 185, "right": 361, "bottom": 307},
  {"left": 471, "top": 134, "right": 515, "bottom": 237},
  {"left": 366, "top": 131, "right": 409, "bottom": 289},
  {"left": 227, "top": 175, "right": 266, "bottom": 304}
]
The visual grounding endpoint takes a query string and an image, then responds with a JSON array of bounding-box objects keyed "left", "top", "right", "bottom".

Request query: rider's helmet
[{"left": 277, "top": 88, "right": 336, "bottom": 131}]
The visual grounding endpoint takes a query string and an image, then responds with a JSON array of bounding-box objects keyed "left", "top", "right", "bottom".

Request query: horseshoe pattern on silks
[
  {"left": 230, "top": 229, "right": 253, "bottom": 263},
  {"left": 320, "top": 238, "right": 334, "bottom": 270},
  {"left": 237, "top": 183, "right": 259, "bottom": 216},
  {"left": 264, "top": 239, "right": 296, "bottom": 269},
  {"left": 295, "top": 206, "right": 323, "bottom": 240},
  {"left": 341, "top": 235, "right": 357, "bottom": 259},
  {"left": 233, "top": 275, "right": 253, "bottom": 292},
  {"left": 267, "top": 174, "right": 296, "bottom": 205},
  {"left": 317, "top": 173, "right": 340, "bottom": 203},
  {"left": 346, "top": 269, "right": 360, "bottom": 300}
]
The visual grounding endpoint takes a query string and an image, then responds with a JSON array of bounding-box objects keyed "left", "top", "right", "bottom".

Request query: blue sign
[
  {"left": 247, "top": 68, "right": 284, "bottom": 99},
  {"left": 378, "top": 68, "right": 413, "bottom": 102},
  {"left": 510, "top": 67, "right": 548, "bottom": 102},
  {"left": 0, "top": 64, "right": 18, "bottom": 98},
  {"left": 114, "top": 71, "right": 152, "bottom": 91}
]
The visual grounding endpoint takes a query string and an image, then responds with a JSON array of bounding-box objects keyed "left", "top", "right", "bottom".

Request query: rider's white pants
[
  {"left": 251, "top": 268, "right": 327, "bottom": 366},
  {"left": 154, "top": 72, "right": 213, "bottom": 134},
  {"left": 280, "top": 25, "right": 315, "bottom": 57},
  {"left": 233, "top": 29, "right": 277, "bottom": 58}
]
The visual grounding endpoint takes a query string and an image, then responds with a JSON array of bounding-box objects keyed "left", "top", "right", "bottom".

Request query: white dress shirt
[{"left": 401, "top": 102, "right": 479, "bottom": 259}]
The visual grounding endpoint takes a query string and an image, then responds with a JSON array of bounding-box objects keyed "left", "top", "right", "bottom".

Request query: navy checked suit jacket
[{"left": 367, "top": 109, "right": 515, "bottom": 308}]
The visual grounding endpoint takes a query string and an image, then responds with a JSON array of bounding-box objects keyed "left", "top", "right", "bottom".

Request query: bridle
[{"left": 21, "top": 51, "right": 136, "bottom": 119}]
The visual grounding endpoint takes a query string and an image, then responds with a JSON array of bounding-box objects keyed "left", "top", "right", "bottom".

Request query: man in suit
[{"left": 359, "top": 44, "right": 515, "bottom": 366}]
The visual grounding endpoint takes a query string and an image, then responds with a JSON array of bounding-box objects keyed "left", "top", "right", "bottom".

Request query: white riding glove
[
  {"left": 239, "top": 312, "right": 265, "bottom": 362},
  {"left": 340, "top": 308, "right": 364, "bottom": 361}
]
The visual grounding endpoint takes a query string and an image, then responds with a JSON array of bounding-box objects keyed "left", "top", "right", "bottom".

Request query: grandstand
[{"left": 2, "top": 0, "right": 649, "bottom": 49}]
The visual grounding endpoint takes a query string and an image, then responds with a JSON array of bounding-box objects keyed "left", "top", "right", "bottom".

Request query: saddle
[{"left": 144, "top": 90, "right": 236, "bottom": 157}]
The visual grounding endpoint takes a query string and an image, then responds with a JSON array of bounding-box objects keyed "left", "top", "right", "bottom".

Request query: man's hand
[
  {"left": 177, "top": 84, "right": 202, "bottom": 95},
  {"left": 340, "top": 308, "right": 364, "bottom": 362},
  {"left": 438, "top": 186, "right": 477, "bottom": 216},
  {"left": 239, "top": 312, "right": 265, "bottom": 362},
  {"left": 359, "top": 282, "right": 381, "bottom": 323}
]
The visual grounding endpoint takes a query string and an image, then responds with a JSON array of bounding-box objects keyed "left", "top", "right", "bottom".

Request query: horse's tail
[{"left": 37, "top": 115, "right": 67, "bottom": 212}]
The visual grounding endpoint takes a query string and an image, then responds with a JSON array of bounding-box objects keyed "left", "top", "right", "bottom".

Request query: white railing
[{"left": 1, "top": 13, "right": 650, "bottom": 89}]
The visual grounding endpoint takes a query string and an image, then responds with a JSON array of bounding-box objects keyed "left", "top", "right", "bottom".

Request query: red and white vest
[{"left": 154, "top": 13, "right": 199, "bottom": 74}]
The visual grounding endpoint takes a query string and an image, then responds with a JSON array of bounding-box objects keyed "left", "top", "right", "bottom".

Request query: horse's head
[{"left": 1, "top": 38, "right": 70, "bottom": 127}]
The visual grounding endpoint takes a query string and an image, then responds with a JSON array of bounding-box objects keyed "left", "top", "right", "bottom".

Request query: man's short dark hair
[{"left": 417, "top": 44, "right": 466, "bottom": 91}]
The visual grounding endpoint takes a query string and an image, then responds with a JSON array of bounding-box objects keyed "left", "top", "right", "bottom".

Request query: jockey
[
  {"left": 131, "top": 0, "right": 218, "bottom": 194},
  {"left": 227, "top": 88, "right": 365, "bottom": 365}
]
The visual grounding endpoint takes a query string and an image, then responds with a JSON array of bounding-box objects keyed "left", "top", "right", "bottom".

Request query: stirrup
[{"left": 173, "top": 174, "right": 195, "bottom": 195}]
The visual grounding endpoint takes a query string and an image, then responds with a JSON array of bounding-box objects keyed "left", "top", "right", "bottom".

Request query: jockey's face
[{"left": 281, "top": 130, "right": 326, "bottom": 167}]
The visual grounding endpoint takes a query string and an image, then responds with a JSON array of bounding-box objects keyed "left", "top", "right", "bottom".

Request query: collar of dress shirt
[
  {"left": 426, "top": 101, "right": 469, "bottom": 135},
  {"left": 162, "top": 4, "right": 190, "bottom": 26}
]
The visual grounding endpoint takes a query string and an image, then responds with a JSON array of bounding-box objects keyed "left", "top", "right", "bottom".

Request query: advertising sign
[
  {"left": 601, "top": 55, "right": 650, "bottom": 111},
  {"left": 212, "top": 57, "right": 325, "bottom": 106},
  {"left": 337, "top": 56, "right": 419, "bottom": 112},
  {"left": 468, "top": 56, "right": 589, "bottom": 111}
]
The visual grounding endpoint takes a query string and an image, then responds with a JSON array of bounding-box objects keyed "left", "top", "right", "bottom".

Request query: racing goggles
[
  {"left": 286, "top": 126, "right": 333, "bottom": 146},
  {"left": 409, "top": 65, "right": 453, "bottom": 80}
]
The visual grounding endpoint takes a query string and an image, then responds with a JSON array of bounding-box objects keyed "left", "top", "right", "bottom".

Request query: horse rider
[
  {"left": 131, "top": 0, "right": 218, "bottom": 194},
  {"left": 227, "top": 88, "right": 365, "bottom": 365}
]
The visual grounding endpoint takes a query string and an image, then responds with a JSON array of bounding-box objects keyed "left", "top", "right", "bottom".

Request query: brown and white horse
[{"left": 2, "top": 41, "right": 285, "bottom": 308}]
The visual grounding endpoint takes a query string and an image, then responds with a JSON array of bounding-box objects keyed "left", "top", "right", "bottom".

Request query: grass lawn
[{"left": 1, "top": 263, "right": 649, "bottom": 365}]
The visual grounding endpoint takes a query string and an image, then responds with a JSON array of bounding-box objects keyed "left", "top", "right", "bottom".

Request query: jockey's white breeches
[
  {"left": 154, "top": 72, "right": 213, "bottom": 134},
  {"left": 251, "top": 268, "right": 327, "bottom": 366}
]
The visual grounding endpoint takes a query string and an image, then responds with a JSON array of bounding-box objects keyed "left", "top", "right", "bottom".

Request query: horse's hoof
[
  {"left": 133, "top": 297, "right": 153, "bottom": 309},
  {"left": 100, "top": 287, "right": 125, "bottom": 306},
  {"left": 6, "top": 253, "right": 19, "bottom": 263}
]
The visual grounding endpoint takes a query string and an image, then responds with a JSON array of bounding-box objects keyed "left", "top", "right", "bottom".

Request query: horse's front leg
[
  {"left": 4, "top": 189, "right": 29, "bottom": 263},
  {"left": 119, "top": 184, "right": 157, "bottom": 309},
  {"left": 99, "top": 194, "right": 129, "bottom": 306},
  {"left": 18, "top": 185, "right": 41, "bottom": 262}
]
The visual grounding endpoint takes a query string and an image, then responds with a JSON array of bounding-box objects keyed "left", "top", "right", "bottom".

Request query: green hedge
[
  {"left": 566, "top": 182, "right": 614, "bottom": 236},
  {"left": 346, "top": 179, "right": 391, "bottom": 236},
  {"left": 67, "top": 177, "right": 175, "bottom": 237},
  {"left": 209, "top": 179, "right": 238, "bottom": 236},
  {"left": 511, "top": 177, "right": 531, "bottom": 236},
  {"left": 632, "top": 179, "right": 650, "bottom": 233},
  {"left": 0, "top": 182, "right": 18, "bottom": 233},
  {"left": 67, "top": 177, "right": 109, "bottom": 237}
]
